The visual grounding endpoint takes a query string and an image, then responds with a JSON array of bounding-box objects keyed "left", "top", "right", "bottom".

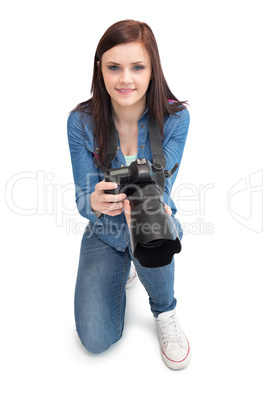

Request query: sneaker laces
[{"left": 156, "top": 312, "right": 183, "bottom": 345}]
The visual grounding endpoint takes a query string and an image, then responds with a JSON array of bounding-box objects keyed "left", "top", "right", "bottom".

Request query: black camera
[{"left": 105, "top": 158, "right": 181, "bottom": 268}]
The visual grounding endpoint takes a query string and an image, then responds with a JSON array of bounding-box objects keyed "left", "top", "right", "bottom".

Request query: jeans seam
[
  {"left": 135, "top": 266, "right": 157, "bottom": 311},
  {"left": 117, "top": 252, "right": 129, "bottom": 338},
  {"left": 126, "top": 235, "right": 158, "bottom": 311}
]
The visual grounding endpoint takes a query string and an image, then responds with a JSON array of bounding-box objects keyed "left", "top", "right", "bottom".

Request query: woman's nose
[{"left": 119, "top": 69, "right": 132, "bottom": 84}]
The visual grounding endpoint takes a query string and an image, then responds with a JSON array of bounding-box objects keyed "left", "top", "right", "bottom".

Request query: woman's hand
[
  {"left": 123, "top": 200, "right": 172, "bottom": 226},
  {"left": 90, "top": 180, "right": 126, "bottom": 216}
]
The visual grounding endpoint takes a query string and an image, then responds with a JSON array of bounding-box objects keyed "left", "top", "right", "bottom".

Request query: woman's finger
[
  {"left": 123, "top": 199, "right": 131, "bottom": 226},
  {"left": 164, "top": 203, "right": 172, "bottom": 216}
]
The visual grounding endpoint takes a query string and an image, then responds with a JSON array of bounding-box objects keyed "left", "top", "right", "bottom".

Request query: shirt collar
[{"left": 139, "top": 107, "right": 148, "bottom": 121}]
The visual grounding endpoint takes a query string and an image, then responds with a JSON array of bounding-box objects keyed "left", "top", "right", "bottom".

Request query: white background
[{"left": 1, "top": 0, "right": 267, "bottom": 401}]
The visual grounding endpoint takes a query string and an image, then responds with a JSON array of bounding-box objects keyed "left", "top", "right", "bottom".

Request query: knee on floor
[{"left": 76, "top": 326, "right": 121, "bottom": 354}]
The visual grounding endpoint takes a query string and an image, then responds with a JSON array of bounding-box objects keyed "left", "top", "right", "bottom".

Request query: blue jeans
[{"left": 74, "top": 224, "right": 177, "bottom": 354}]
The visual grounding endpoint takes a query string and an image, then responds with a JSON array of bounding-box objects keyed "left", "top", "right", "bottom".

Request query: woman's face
[{"left": 100, "top": 42, "right": 152, "bottom": 111}]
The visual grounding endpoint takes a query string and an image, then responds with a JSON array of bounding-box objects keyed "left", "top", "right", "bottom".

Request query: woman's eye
[
  {"left": 108, "top": 66, "right": 119, "bottom": 71},
  {"left": 108, "top": 65, "right": 144, "bottom": 71}
]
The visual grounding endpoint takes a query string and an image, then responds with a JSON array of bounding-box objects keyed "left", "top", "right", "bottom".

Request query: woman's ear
[{"left": 97, "top": 61, "right": 100, "bottom": 68}]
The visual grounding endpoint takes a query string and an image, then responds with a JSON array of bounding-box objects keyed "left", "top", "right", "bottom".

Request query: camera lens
[{"left": 139, "top": 239, "right": 168, "bottom": 248}]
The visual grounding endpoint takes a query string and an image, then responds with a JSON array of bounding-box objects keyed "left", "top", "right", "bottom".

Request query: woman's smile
[{"left": 115, "top": 88, "right": 136, "bottom": 95}]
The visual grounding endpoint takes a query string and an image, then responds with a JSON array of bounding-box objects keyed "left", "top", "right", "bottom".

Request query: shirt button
[
  {"left": 95, "top": 147, "right": 99, "bottom": 151},
  {"left": 121, "top": 164, "right": 124, "bottom": 167},
  {"left": 118, "top": 146, "right": 120, "bottom": 150},
  {"left": 141, "top": 124, "right": 144, "bottom": 128},
  {"left": 140, "top": 145, "right": 143, "bottom": 149}
]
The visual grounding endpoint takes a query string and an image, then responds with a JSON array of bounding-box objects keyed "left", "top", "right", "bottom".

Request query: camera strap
[
  {"left": 147, "top": 112, "right": 166, "bottom": 169},
  {"left": 93, "top": 112, "right": 166, "bottom": 171},
  {"left": 93, "top": 117, "right": 118, "bottom": 173}
]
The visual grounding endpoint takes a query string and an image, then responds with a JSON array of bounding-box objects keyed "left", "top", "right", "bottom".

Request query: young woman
[{"left": 67, "top": 20, "right": 191, "bottom": 370}]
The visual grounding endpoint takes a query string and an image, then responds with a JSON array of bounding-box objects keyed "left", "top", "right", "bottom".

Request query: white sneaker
[
  {"left": 155, "top": 309, "right": 191, "bottom": 370},
  {"left": 125, "top": 263, "right": 138, "bottom": 289}
]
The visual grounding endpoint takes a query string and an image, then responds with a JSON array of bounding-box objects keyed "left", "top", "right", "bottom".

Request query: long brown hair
[{"left": 72, "top": 19, "right": 187, "bottom": 166}]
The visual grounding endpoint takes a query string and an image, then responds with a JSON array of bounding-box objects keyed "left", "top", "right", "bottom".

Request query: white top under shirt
[{"left": 124, "top": 154, "right": 137, "bottom": 166}]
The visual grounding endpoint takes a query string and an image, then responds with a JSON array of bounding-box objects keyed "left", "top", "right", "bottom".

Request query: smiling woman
[
  {"left": 73, "top": 19, "right": 186, "bottom": 166},
  {"left": 67, "top": 19, "right": 191, "bottom": 370},
  {"left": 100, "top": 42, "right": 152, "bottom": 116}
]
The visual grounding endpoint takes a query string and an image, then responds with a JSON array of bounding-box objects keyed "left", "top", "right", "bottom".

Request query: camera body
[
  {"left": 104, "top": 158, "right": 181, "bottom": 268},
  {"left": 104, "top": 158, "right": 165, "bottom": 197}
]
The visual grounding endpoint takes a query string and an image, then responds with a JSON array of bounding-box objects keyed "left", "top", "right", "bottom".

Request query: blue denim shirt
[{"left": 67, "top": 107, "right": 190, "bottom": 251}]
